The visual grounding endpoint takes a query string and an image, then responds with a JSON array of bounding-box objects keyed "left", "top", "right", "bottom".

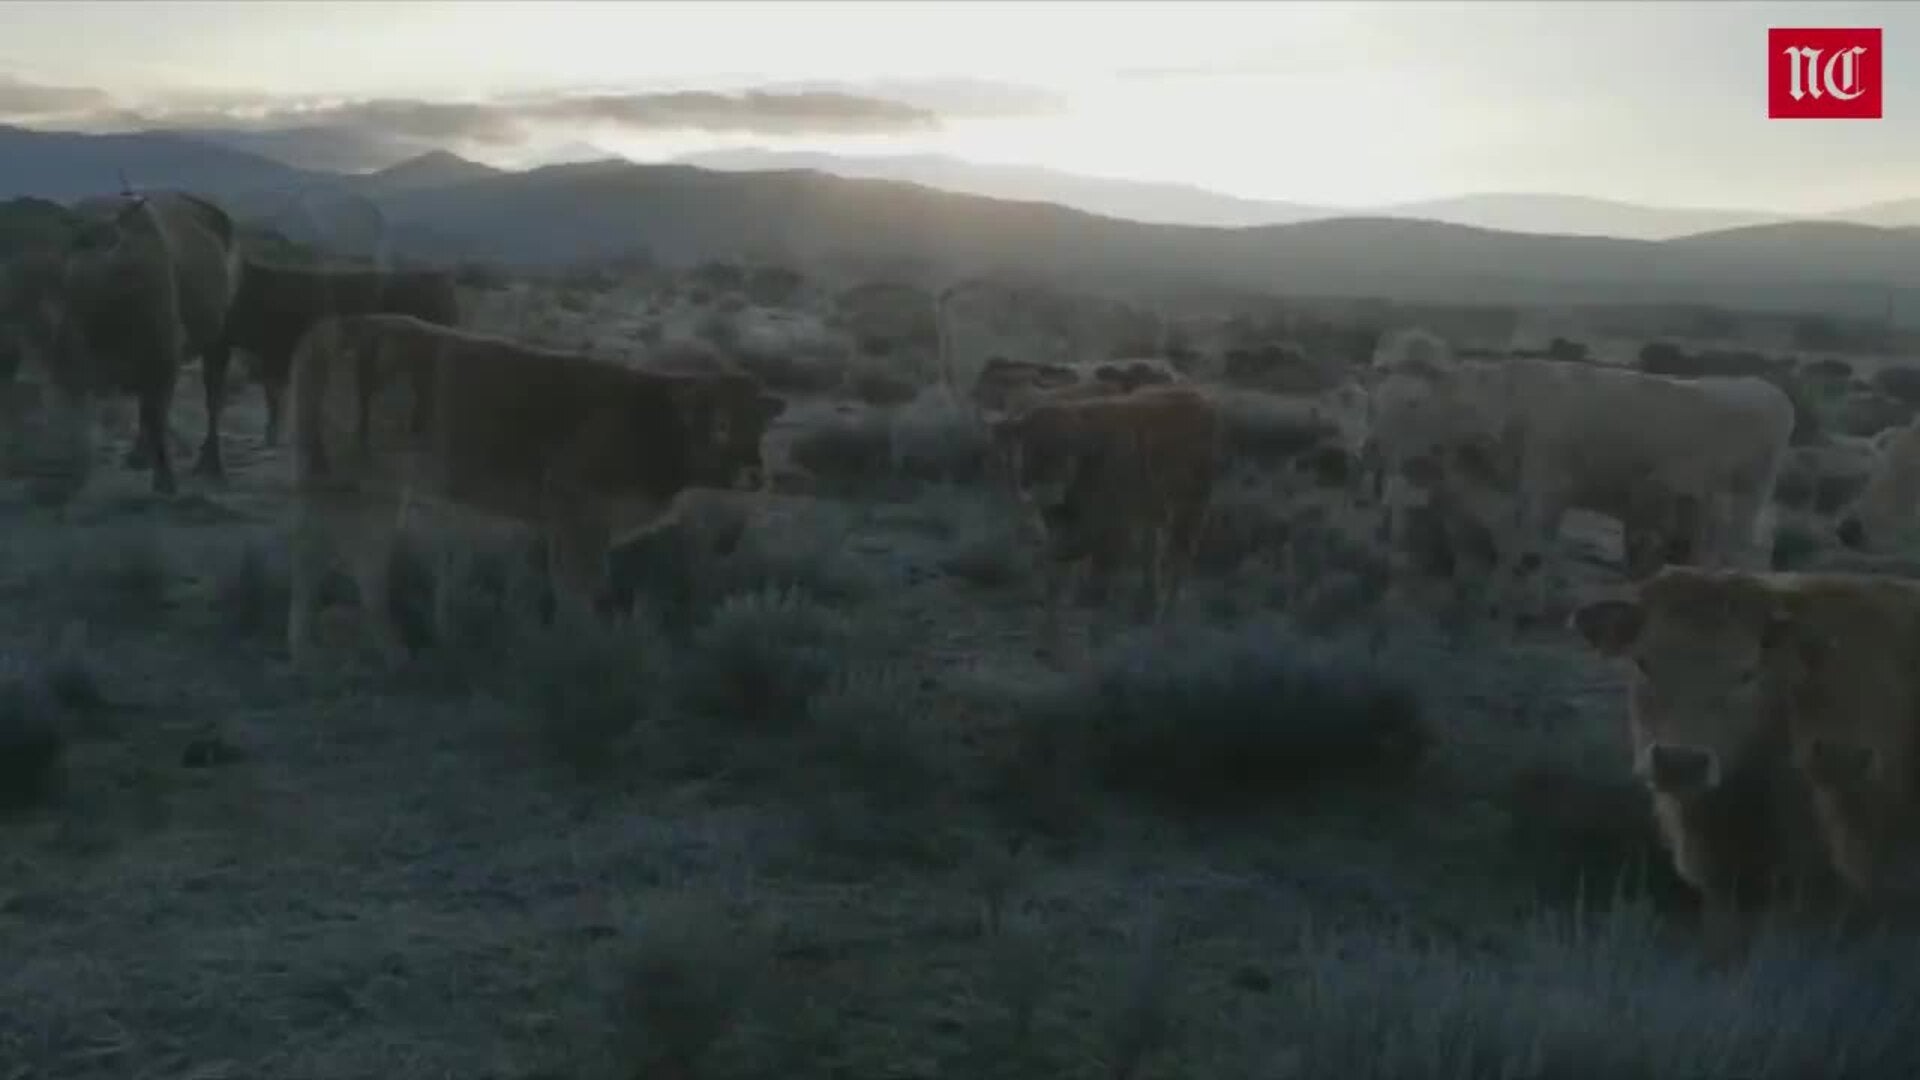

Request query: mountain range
[
  {"left": 673, "top": 147, "right": 1920, "bottom": 240},
  {"left": 6, "top": 122, "right": 1920, "bottom": 327}
]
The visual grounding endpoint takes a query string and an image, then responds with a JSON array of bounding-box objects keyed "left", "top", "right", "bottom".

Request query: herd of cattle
[{"left": 6, "top": 187, "right": 1920, "bottom": 940}]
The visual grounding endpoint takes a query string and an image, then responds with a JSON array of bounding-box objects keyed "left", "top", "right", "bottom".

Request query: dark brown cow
[
  {"left": 991, "top": 385, "right": 1219, "bottom": 659},
  {"left": 212, "top": 260, "right": 460, "bottom": 467},
  {"left": 47, "top": 191, "right": 241, "bottom": 494},
  {"left": 286, "top": 313, "right": 784, "bottom": 669}
]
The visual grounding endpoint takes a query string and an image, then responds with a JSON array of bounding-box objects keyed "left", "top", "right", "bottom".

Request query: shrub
[
  {"left": 788, "top": 412, "right": 895, "bottom": 497},
  {"left": 1017, "top": 620, "right": 1428, "bottom": 814},
  {"left": 1278, "top": 909, "right": 1920, "bottom": 1078},
  {"left": 606, "top": 892, "right": 769, "bottom": 1078},
  {"left": 802, "top": 668, "right": 946, "bottom": 812},
  {"left": 502, "top": 605, "right": 671, "bottom": 778},
  {"left": 0, "top": 655, "right": 65, "bottom": 813},
  {"left": 844, "top": 362, "right": 920, "bottom": 406},
  {"left": 1772, "top": 522, "right": 1825, "bottom": 571},
  {"left": 745, "top": 265, "right": 804, "bottom": 307},
  {"left": 676, "top": 588, "right": 849, "bottom": 734},
  {"left": 888, "top": 392, "right": 993, "bottom": 487}
]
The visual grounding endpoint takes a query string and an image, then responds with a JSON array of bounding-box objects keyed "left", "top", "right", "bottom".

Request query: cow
[
  {"left": 284, "top": 313, "right": 784, "bottom": 669},
  {"left": 1368, "top": 357, "right": 1795, "bottom": 625},
  {"left": 989, "top": 385, "right": 1219, "bottom": 660},
  {"left": 212, "top": 260, "right": 461, "bottom": 466},
  {"left": 37, "top": 191, "right": 242, "bottom": 495},
  {"left": 1575, "top": 567, "right": 1920, "bottom": 928},
  {"left": 1757, "top": 573, "right": 1920, "bottom": 913},
  {"left": 1836, "top": 420, "right": 1920, "bottom": 554},
  {"left": 1568, "top": 567, "right": 1840, "bottom": 948}
]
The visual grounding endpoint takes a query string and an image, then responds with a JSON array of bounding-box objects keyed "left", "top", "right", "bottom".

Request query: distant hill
[
  {"left": 353, "top": 150, "right": 501, "bottom": 195},
  {"left": 0, "top": 124, "right": 315, "bottom": 202},
  {"left": 1375, "top": 192, "right": 1785, "bottom": 242},
  {"left": 366, "top": 161, "right": 1920, "bottom": 324},
  {"left": 170, "top": 124, "right": 419, "bottom": 174},
  {"left": 675, "top": 147, "right": 1331, "bottom": 230},
  {"left": 1832, "top": 198, "right": 1920, "bottom": 230},
  {"left": 675, "top": 148, "right": 1808, "bottom": 241},
  {"left": 8, "top": 125, "right": 1920, "bottom": 326}
]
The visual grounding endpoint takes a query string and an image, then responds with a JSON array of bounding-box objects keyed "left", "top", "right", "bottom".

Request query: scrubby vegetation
[{"left": 2, "top": 265, "right": 1915, "bottom": 1080}]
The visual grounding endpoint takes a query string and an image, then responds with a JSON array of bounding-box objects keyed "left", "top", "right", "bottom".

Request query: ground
[{"left": 3, "top": 277, "right": 1918, "bottom": 1080}]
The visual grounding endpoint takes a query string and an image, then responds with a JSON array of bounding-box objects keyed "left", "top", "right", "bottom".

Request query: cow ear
[{"left": 1569, "top": 599, "right": 1645, "bottom": 656}]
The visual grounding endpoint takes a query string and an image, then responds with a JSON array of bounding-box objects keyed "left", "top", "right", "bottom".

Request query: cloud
[
  {"left": 528, "top": 89, "right": 939, "bottom": 134},
  {"left": 759, "top": 78, "right": 1068, "bottom": 118},
  {"left": 17, "top": 82, "right": 952, "bottom": 169},
  {"left": 0, "top": 74, "right": 113, "bottom": 118}
]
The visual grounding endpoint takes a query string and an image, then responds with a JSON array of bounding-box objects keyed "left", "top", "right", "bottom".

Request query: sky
[{"left": 1, "top": 0, "right": 1917, "bottom": 213}]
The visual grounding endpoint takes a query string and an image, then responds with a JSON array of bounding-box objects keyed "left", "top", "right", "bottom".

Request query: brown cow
[
  {"left": 990, "top": 385, "right": 1219, "bottom": 659},
  {"left": 212, "top": 260, "right": 460, "bottom": 467},
  {"left": 285, "top": 313, "right": 784, "bottom": 669},
  {"left": 43, "top": 191, "right": 242, "bottom": 494},
  {"left": 1568, "top": 567, "right": 1920, "bottom": 944},
  {"left": 1758, "top": 573, "right": 1920, "bottom": 913}
]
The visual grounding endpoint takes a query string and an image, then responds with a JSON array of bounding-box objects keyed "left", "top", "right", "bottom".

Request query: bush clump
[
  {"left": 676, "top": 588, "right": 850, "bottom": 734},
  {"left": 1021, "top": 620, "right": 1429, "bottom": 814},
  {"left": 0, "top": 658, "right": 66, "bottom": 813}
]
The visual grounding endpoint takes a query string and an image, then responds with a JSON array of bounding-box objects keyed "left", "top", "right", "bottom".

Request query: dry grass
[{"left": 3, "top": 282, "right": 1916, "bottom": 1080}]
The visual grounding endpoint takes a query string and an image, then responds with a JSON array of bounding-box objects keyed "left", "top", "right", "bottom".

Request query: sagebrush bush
[
  {"left": 803, "top": 667, "right": 946, "bottom": 811},
  {"left": 610, "top": 509, "right": 872, "bottom": 644},
  {"left": 1019, "top": 620, "right": 1429, "bottom": 813},
  {"left": 0, "top": 656, "right": 65, "bottom": 813},
  {"left": 677, "top": 588, "right": 850, "bottom": 733},
  {"left": 1771, "top": 522, "right": 1825, "bottom": 571},
  {"left": 1281, "top": 907, "right": 1920, "bottom": 1079},
  {"left": 502, "top": 605, "right": 671, "bottom": 777},
  {"left": 606, "top": 892, "right": 769, "bottom": 1078},
  {"left": 55, "top": 526, "right": 171, "bottom": 616},
  {"left": 888, "top": 393, "right": 993, "bottom": 487},
  {"left": 787, "top": 412, "right": 896, "bottom": 497}
]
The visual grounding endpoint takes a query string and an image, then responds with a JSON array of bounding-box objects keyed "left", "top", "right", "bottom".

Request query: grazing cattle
[
  {"left": 1569, "top": 568, "right": 1837, "bottom": 943},
  {"left": 285, "top": 313, "right": 784, "bottom": 669},
  {"left": 214, "top": 260, "right": 461, "bottom": 461},
  {"left": 1574, "top": 567, "right": 1920, "bottom": 924},
  {"left": 1836, "top": 420, "right": 1920, "bottom": 553},
  {"left": 990, "top": 385, "right": 1219, "bottom": 658},
  {"left": 1368, "top": 357, "right": 1795, "bottom": 623},
  {"left": 43, "top": 191, "right": 242, "bottom": 494}
]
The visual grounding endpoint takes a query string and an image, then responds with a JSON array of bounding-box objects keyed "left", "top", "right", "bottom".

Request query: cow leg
[
  {"left": 544, "top": 508, "right": 613, "bottom": 626},
  {"left": 342, "top": 504, "right": 409, "bottom": 669},
  {"left": 140, "top": 380, "right": 178, "bottom": 496},
  {"left": 287, "top": 498, "right": 336, "bottom": 670},
  {"left": 1699, "top": 893, "right": 1752, "bottom": 969},
  {"left": 1038, "top": 559, "right": 1078, "bottom": 664},
  {"left": 194, "top": 339, "right": 230, "bottom": 481},
  {"left": 263, "top": 375, "right": 287, "bottom": 448},
  {"left": 1715, "top": 490, "right": 1770, "bottom": 571},
  {"left": 1494, "top": 485, "right": 1561, "bottom": 627}
]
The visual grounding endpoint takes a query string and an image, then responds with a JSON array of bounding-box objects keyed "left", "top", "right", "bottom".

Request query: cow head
[
  {"left": 1570, "top": 568, "right": 1791, "bottom": 800},
  {"left": 672, "top": 374, "right": 785, "bottom": 492}
]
